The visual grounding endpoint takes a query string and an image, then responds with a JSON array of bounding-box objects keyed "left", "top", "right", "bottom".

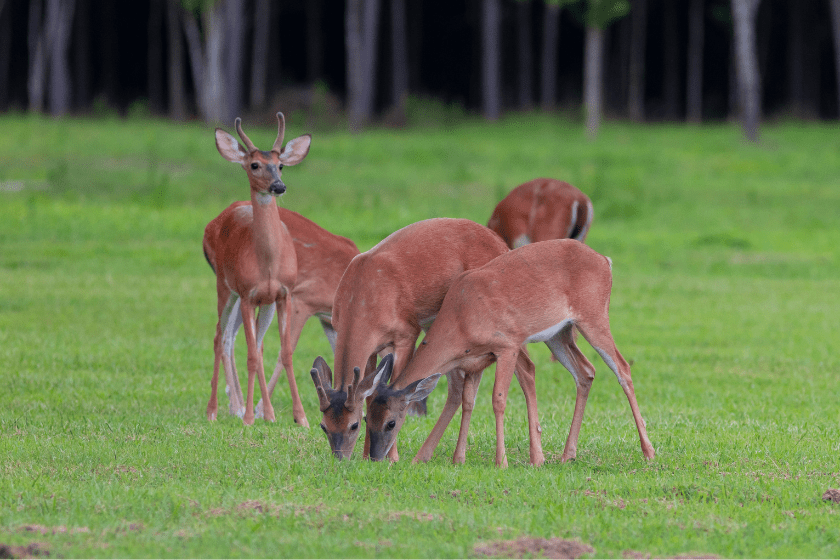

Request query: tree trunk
[
  {"left": 166, "top": 0, "right": 187, "bottom": 120},
  {"left": 73, "top": 0, "right": 90, "bottom": 111},
  {"left": 516, "top": 0, "right": 533, "bottom": 109},
  {"left": 148, "top": 0, "right": 165, "bottom": 114},
  {"left": 346, "top": 0, "right": 383, "bottom": 131},
  {"left": 786, "top": 0, "right": 804, "bottom": 117},
  {"left": 306, "top": 0, "right": 323, "bottom": 83},
  {"left": 731, "top": 0, "right": 762, "bottom": 142},
  {"left": 830, "top": 0, "right": 840, "bottom": 116},
  {"left": 540, "top": 2, "right": 561, "bottom": 111},
  {"left": 0, "top": 0, "right": 11, "bottom": 110},
  {"left": 662, "top": 0, "right": 680, "bottom": 119},
  {"left": 390, "top": 0, "right": 409, "bottom": 120},
  {"left": 203, "top": 5, "right": 226, "bottom": 123},
  {"left": 627, "top": 0, "right": 647, "bottom": 121},
  {"left": 181, "top": 6, "right": 205, "bottom": 118},
  {"left": 223, "top": 0, "right": 245, "bottom": 123},
  {"left": 686, "top": 0, "right": 704, "bottom": 122},
  {"left": 46, "top": 0, "right": 77, "bottom": 117},
  {"left": 28, "top": 0, "right": 47, "bottom": 112},
  {"left": 250, "top": 0, "right": 270, "bottom": 109},
  {"left": 481, "top": 0, "right": 502, "bottom": 120},
  {"left": 584, "top": 25, "right": 604, "bottom": 139},
  {"left": 100, "top": 0, "right": 118, "bottom": 106}
]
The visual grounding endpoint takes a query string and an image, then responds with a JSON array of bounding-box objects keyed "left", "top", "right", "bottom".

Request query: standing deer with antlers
[
  {"left": 364, "top": 239, "right": 655, "bottom": 467},
  {"left": 203, "top": 203, "right": 359, "bottom": 421},
  {"left": 206, "top": 112, "right": 312, "bottom": 426},
  {"left": 488, "top": 178, "right": 593, "bottom": 249},
  {"left": 308, "top": 218, "right": 542, "bottom": 462}
]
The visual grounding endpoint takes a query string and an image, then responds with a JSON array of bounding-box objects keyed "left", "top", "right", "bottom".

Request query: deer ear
[
  {"left": 215, "top": 129, "right": 247, "bottom": 164},
  {"left": 403, "top": 373, "right": 442, "bottom": 403},
  {"left": 311, "top": 356, "right": 333, "bottom": 389},
  {"left": 356, "top": 353, "right": 394, "bottom": 400},
  {"left": 278, "top": 134, "right": 312, "bottom": 166}
]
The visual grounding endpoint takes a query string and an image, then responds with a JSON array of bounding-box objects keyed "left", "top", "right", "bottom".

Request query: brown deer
[
  {"left": 308, "top": 218, "right": 540, "bottom": 461},
  {"left": 205, "top": 113, "right": 311, "bottom": 426},
  {"left": 364, "top": 239, "right": 655, "bottom": 467},
  {"left": 203, "top": 202, "right": 359, "bottom": 422},
  {"left": 488, "top": 178, "right": 593, "bottom": 249}
]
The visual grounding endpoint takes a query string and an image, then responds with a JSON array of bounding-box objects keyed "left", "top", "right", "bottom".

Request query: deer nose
[{"left": 268, "top": 181, "right": 286, "bottom": 195}]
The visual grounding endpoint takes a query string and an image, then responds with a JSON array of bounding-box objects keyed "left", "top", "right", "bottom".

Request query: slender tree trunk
[
  {"left": 662, "top": 0, "right": 680, "bottom": 119},
  {"left": 46, "top": 0, "right": 77, "bottom": 117},
  {"left": 390, "top": 0, "right": 409, "bottom": 120},
  {"left": 101, "top": 0, "right": 118, "bottom": 106},
  {"left": 250, "top": 0, "right": 270, "bottom": 109},
  {"left": 203, "top": 5, "right": 226, "bottom": 123},
  {"left": 584, "top": 25, "right": 604, "bottom": 138},
  {"left": 830, "top": 0, "right": 840, "bottom": 115},
  {"left": 627, "top": 0, "right": 647, "bottom": 121},
  {"left": 516, "top": 0, "right": 533, "bottom": 109},
  {"left": 731, "top": 0, "right": 762, "bottom": 142},
  {"left": 73, "top": 0, "right": 90, "bottom": 111},
  {"left": 0, "top": 0, "right": 11, "bottom": 110},
  {"left": 686, "top": 0, "right": 704, "bottom": 122},
  {"left": 346, "top": 0, "right": 382, "bottom": 131},
  {"left": 481, "top": 0, "right": 502, "bottom": 120},
  {"left": 166, "top": 0, "right": 187, "bottom": 120},
  {"left": 540, "top": 2, "right": 561, "bottom": 111},
  {"left": 28, "top": 0, "right": 47, "bottom": 112},
  {"left": 148, "top": 0, "right": 165, "bottom": 114},
  {"left": 306, "top": 0, "right": 323, "bottom": 82},
  {"left": 787, "top": 0, "right": 804, "bottom": 117},
  {"left": 223, "top": 0, "right": 245, "bottom": 123},
  {"left": 181, "top": 7, "right": 205, "bottom": 118}
]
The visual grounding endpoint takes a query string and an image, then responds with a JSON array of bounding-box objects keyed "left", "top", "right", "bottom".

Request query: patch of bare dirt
[
  {"left": 474, "top": 537, "right": 594, "bottom": 559},
  {"left": 822, "top": 488, "right": 840, "bottom": 503},
  {"left": 0, "top": 542, "right": 50, "bottom": 559}
]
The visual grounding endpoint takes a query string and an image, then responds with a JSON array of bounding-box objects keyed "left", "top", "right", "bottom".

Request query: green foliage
[
  {"left": 1, "top": 115, "right": 839, "bottom": 558},
  {"left": 568, "top": 0, "right": 630, "bottom": 29}
]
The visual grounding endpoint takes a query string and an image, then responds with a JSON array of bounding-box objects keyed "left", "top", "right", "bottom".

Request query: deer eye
[
  {"left": 386, "top": 420, "right": 396, "bottom": 431},
  {"left": 250, "top": 162, "right": 259, "bottom": 170},
  {"left": 350, "top": 422, "right": 359, "bottom": 431},
  {"left": 319, "top": 424, "right": 327, "bottom": 434}
]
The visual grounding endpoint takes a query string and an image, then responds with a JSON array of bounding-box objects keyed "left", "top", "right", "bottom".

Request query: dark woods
[{"left": 1, "top": 0, "right": 838, "bottom": 132}]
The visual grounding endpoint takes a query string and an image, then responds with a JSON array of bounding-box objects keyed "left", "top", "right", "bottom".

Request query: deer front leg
[
  {"left": 413, "top": 369, "right": 466, "bottom": 464},
  {"left": 491, "top": 350, "right": 519, "bottom": 468},
  {"left": 513, "top": 350, "right": 545, "bottom": 466}
]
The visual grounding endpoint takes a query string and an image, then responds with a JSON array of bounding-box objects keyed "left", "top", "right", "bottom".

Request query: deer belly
[{"left": 525, "top": 318, "right": 574, "bottom": 343}]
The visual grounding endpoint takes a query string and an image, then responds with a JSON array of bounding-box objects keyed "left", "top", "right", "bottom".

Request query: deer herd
[{"left": 203, "top": 113, "right": 655, "bottom": 468}]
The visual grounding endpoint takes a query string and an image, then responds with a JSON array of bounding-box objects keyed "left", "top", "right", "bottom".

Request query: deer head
[
  {"left": 364, "top": 371, "right": 442, "bottom": 462},
  {"left": 214, "top": 112, "right": 312, "bottom": 200},
  {"left": 310, "top": 354, "right": 395, "bottom": 460}
]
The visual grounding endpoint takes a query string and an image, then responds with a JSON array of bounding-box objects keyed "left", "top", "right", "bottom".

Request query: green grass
[{"left": 1, "top": 113, "right": 839, "bottom": 558}]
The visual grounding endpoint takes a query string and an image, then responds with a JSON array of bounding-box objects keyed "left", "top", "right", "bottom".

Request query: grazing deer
[
  {"left": 203, "top": 202, "right": 359, "bottom": 421},
  {"left": 206, "top": 112, "right": 312, "bottom": 426},
  {"left": 488, "top": 178, "right": 593, "bottom": 249},
  {"left": 308, "top": 218, "right": 541, "bottom": 461},
  {"left": 364, "top": 239, "right": 655, "bottom": 467}
]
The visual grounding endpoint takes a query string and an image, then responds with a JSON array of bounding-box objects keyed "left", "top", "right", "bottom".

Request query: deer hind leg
[
  {"left": 210, "top": 293, "right": 244, "bottom": 420},
  {"left": 278, "top": 293, "right": 309, "bottom": 427},
  {"left": 491, "top": 350, "right": 520, "bottom": 468},
  {"left": 545, "top": 323, "right": 596, "bottom": 462},
  {"left": 453, "top": 369, "right": 483, "bottom": 464},
  {"left": 512, "top": 350, "right": 545, "bottom": 466},
  {"left": 225, "top": 299, "right": 246, "bottom": 417},
  {"left": 412, "top": 369, "right": 467, "bottom": 464},
  {"left": 579, "top": 321, "right": 655, "bottom": 460}
]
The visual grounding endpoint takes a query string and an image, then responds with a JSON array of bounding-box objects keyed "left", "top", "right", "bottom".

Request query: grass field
[{"left": 1, "top": 113, "right": 839, "bottom": 558}]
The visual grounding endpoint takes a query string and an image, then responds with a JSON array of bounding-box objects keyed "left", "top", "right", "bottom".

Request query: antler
[
  {"left": 234, "top": 117, "right": 257, "bottom": 152},
  {"left": 272, "top": 112, "right": 286, "bottom": 153},
  {"left": 310, "top": 368, "right": 332, "bottom": 412},
  {"left": 344, "top": 366, "right": 362, "bottom": 412}
]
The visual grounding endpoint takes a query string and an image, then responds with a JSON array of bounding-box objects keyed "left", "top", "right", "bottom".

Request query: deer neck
[{"left": 249, "top": 190, "right": 284, "bottom": 272}]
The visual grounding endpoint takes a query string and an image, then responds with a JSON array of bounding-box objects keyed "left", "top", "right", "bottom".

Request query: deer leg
[
  {"left": 238, "top": 303, "right": 262, "bottom": 425},
  {"left": 278, "top": 293, "right": 309, "bottom": 427},
  {"left": 453, "top": 370, "right": 483, "bottom": 464},
  {"left": 225, "top": 299, "right": 246, "bottom": 417},
  {"left": 546, "top": 327, "right": 595, "bottom": 462},
  {"left": 513, "top": 350, "right": 545, "bottom": 466},
  {"left": 248, "top": 303, "right": 276, "bottom": 423},
  {"left": 319, "top": 317, "right": 338, "bottom": 353},
  {"left": 413, "top": 370, "right": 466, "bottom": 464},
  {"left": 211, "top": 293, "right": 244, "bottom": 419},
  {"left": 581, "top": 322, "right": 655, "bottom": 460},
  {"left": 258, "top": 299, "right": 309, "bottom": 424},
  {"left": 491, "top": 350, "right": 518, "bottom": 468}
]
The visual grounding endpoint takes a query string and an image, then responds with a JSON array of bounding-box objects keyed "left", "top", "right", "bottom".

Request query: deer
[
  {"left": 364, "top": 239, "right": 655, "bottom": 467},
  {"left": 488, "top": 178, "right": 593, "bottom": 249},
  {"left": 308, "top": 218, "right": 542, "bottom": 463},
  {"left": 203, "top": 202, "right": 359, "bottom": 422},
  {"left": 206, "top": 112, "right": 312, "bottom": 426}
]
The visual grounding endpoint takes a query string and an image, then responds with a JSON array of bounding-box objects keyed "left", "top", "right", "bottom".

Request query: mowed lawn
[{"left": 0, "top": 113, "right": 838, "bottom": 558}]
